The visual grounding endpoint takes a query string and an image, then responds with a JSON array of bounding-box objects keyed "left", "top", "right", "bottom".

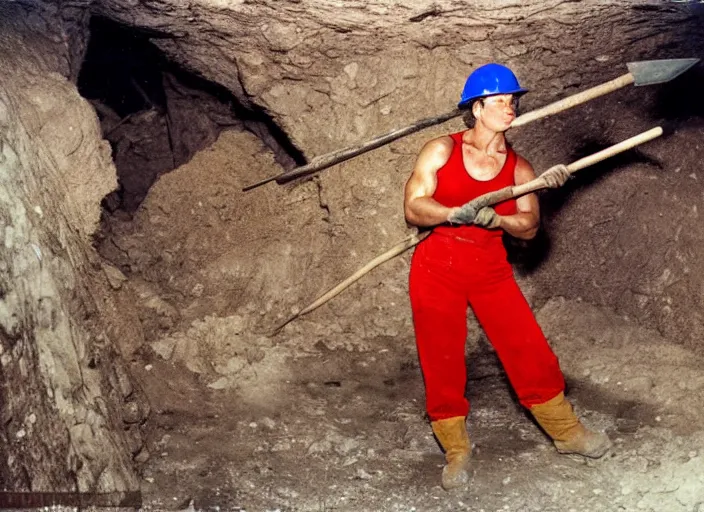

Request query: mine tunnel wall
[
  {"left": 79, "top": 15, "right": 305, "bottom": 212},
  {"left": 0, "top": 3, "right": 144, "bottom": 491}
]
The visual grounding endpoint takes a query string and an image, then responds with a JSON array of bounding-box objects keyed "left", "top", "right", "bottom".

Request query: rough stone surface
[
  {"left": 0, "top": 2, "right": 141, "bottom": 492},
  {"left": 85, "top": 1, "right": 704, "bottom": 508}
]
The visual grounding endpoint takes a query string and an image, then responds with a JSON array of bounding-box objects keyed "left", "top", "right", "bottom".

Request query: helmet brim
[{"left": 457, "top": 87, "right": 529, "bottom": 109}]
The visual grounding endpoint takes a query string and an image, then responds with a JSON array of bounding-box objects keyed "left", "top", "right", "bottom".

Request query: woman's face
[{"left": 474, "top": 94, "right": 518, "bottom": 132}]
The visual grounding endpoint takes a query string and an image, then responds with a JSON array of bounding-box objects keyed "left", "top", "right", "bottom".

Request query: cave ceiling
[{"left": 84, "top": 0, "right": 704, "bottom": 159}]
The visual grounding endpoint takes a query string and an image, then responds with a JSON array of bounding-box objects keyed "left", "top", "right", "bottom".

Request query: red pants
[{"left": 409, "top": 233, "right": 565, "bottom": 421}]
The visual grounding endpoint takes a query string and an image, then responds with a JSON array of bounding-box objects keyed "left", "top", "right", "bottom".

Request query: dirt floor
[
  {"left": 127, "top": 301, "right": 704, "bottom": 512},
  {"left": 89, "top": 120, "right": 704, "bottom": 511}
]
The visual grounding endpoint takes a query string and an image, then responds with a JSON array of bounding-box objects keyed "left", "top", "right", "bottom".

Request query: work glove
[
  {"left": 447, "top": 202, "right": 478, "bottom": 225},
  {"left": 473, "top": 206, "right": 501, "bottom": 229},
  {"left": 541, "top": 164, "right": 571, "bottom": 189}
]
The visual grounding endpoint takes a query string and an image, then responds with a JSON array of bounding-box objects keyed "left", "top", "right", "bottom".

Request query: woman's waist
[
  {"left": 431, "top": 225, "right": 505, "bottom": 246},
  {"left": 412, "top": 230, "right": 512, "bottom": 281},
  {"left": 415, "top": 228, "right": 510, "bottom": 264}
]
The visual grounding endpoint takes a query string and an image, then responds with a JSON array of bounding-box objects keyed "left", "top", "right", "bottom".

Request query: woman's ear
[{"left": 472, "top": 100, "right": 482, "bottom": 121}]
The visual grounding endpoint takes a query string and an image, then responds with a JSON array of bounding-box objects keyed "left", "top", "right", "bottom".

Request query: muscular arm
[
  {"left": 496, "top": 156, "right": 540, "bottom": 240},
  {"left": 404, "top": 137, "right": 454, "bottom": 227}
]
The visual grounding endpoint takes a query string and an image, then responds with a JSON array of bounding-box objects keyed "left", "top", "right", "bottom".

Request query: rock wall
[
  {"left": 91, "top": 1, "right": 701, "bottom": 155},
  {"left": 92, "top": 0, "right": 704, "bottom": 348},
  {"left": 0, "top": 3, "right": 143, "bottom": 492}
]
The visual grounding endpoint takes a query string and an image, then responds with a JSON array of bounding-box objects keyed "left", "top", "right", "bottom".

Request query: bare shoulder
[
  {"left": 405, "top": 135, "right": 454, "bottom": 198},
  {"left": 514, "top": 153, "right": 537, "bottom": 185},
  {"left": 418, "top": 135, "right": 454, "bottom": 166}
]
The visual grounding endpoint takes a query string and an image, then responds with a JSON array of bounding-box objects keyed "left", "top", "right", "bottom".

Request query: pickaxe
[
  {"left": 272, "top": 126, "right": 664, "bottom": 333},
  {"left": 244, "top": 58, "right": 698, "bottom": 192},
  {"left": 267, "top": 57, "right": 700, "bottom": 332}
]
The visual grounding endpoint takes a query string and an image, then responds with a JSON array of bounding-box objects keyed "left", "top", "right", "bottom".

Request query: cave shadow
[
  {"left": 79, "top": 16, "right": 306, "bottom": 213},
  {"left": 464, "top": 338, "right": 665, "bottom": 437},
  {"left": 559, "top": 375, "right": 661, "bottom": 425},
  {"left": 519, "top": 375, "right": 667, "bottom": 442},
  {"left": 79, "top": 16, "right": 307, "bottom": 159},
  {"left": 648, "top": 63, "right": 704, "bottom": 123},
  {"left": 465, "top": 333, "right": 517, "bottom": 404},
  {"left": 78, "top": 17, "right": 170, "bottom": 118},
  {"left": 505, "top": 141, "right": 662, "bottom": 276}
]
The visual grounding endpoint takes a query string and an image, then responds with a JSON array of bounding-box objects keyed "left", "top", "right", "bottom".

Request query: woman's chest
[{"left": 461, "top": 148, "right": 507, "bottom": 182}]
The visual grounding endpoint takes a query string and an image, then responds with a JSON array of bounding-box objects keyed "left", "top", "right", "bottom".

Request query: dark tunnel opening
[
  {"left": 78, "top": 16, "right": 306, "bottom": 214},
  {"left": 78, "top": 18, "right": 168, "bottom": 119}
]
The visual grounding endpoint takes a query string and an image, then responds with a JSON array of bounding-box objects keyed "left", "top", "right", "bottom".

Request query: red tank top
[{"left": 433, "top": 131, "right": 517, "bottom": 243}]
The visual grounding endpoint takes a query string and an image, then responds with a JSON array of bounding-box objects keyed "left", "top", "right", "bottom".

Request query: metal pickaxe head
[{"left": 628, "top": 58, "right": 700, "bottom": 86}]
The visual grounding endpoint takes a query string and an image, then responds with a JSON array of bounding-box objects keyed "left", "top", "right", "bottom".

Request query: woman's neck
[{"left": 463, "top": 123, "right": 506, "bottom": 156}]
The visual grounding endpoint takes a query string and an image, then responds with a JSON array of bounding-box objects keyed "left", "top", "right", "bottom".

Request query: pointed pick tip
[{"left": 628, "top": 57, "right": 700, "bottom": 86}]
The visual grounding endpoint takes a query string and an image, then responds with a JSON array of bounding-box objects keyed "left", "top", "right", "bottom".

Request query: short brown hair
[{"left": 462, "top": 102, "right": 478, "bottom": 128}]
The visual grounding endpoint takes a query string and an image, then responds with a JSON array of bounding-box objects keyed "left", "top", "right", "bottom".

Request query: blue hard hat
[{"left": 458, "top": 63, "right": 528, "bottom": 109}]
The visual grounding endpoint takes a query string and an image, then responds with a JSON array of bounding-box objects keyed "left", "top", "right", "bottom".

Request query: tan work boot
[
  {"left": 530, "top": 392, "right": 611, "bottom": 458},
  {"left": 430, "top": 416, "right": 471, "bottom": 490}
]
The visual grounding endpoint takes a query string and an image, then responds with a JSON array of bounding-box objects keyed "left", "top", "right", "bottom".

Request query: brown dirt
[
  {"left": 129, "top": 309, "right": 704, "bottom": 512},
  {"left": 97, "top": 113, "right": 704, "bottom": 511}
]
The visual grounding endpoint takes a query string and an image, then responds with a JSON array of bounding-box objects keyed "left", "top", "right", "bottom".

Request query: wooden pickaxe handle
[
  {"left": 245, "top": 73, "right": 638, "bottom": 192},
  {"left": 245, "top": 58, "right": 700, "bottom": 192},
  {"left": 465, "top": 125, "right": 663, "bottom": 210},
  {"left": 510, "top": 73, "right": 634, "bottom": 128},
  {"left": 271, "top": 126, "right": 663, "bottom": 333}
]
